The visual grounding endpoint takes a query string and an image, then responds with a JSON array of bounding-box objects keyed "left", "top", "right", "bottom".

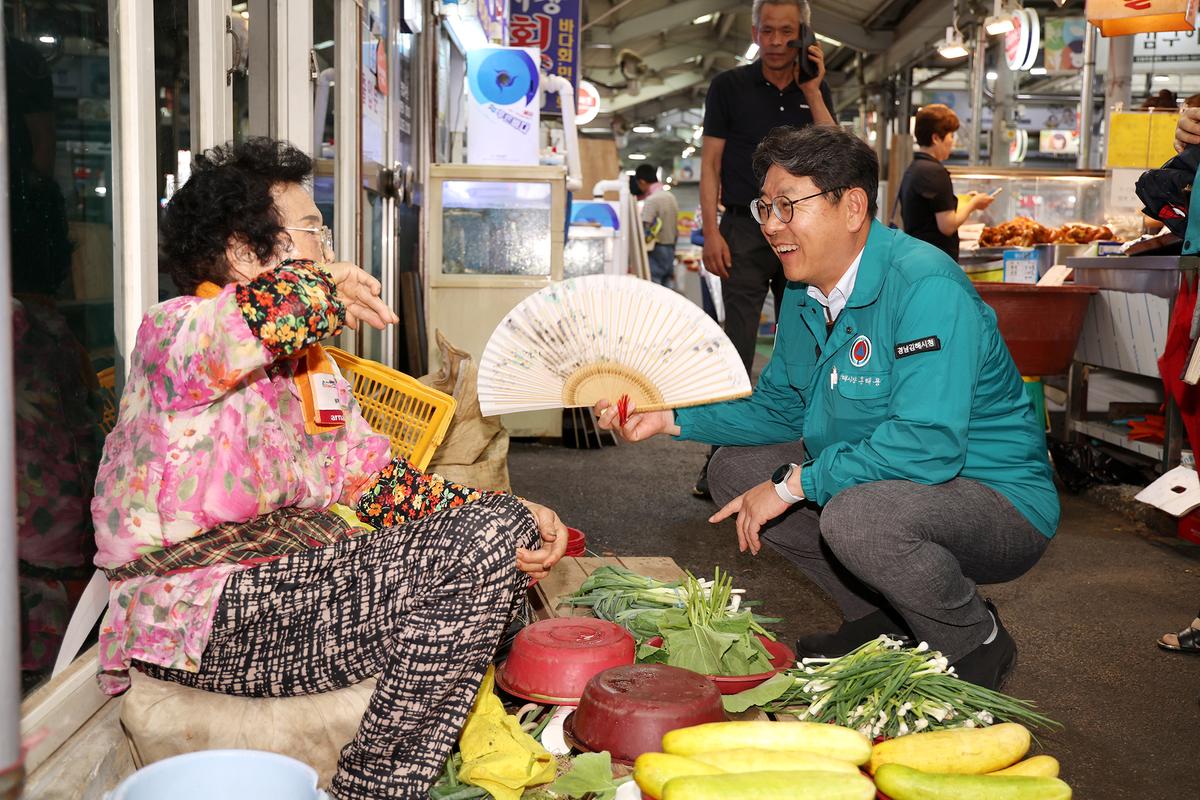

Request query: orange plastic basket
[
  {"left": 325, "top": 347, "right": 456, "bottom": 472},
  {"left": 97, "top": 366, "right": 118, "bottom": 436}
]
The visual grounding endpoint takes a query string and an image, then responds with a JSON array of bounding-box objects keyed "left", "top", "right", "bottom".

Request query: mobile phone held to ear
[{"left": 787, "top": 25, "right": 819, "bottom": 82}]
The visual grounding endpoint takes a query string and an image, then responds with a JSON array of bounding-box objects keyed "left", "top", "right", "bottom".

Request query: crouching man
[{"left": 598, "top": 125, "right": 1058, "bottom": 690}]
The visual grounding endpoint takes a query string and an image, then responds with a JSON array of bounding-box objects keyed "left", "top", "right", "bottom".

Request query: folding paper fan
[{"left": 478, "top": 275, "right": 752, "bottom": 418}]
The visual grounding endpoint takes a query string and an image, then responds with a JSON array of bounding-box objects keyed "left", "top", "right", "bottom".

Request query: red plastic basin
[
  {"left": 495, "top": 618, "right": 634, "bottom": 704},
  {"left": 643, "top": 634, "right": 795, "bottom": 694},
  {"left": 974, "top": 283, "right": 1097, "bottom": 376},
  {"left": 565, "top": 526, "right": 587, "bottom": 556},
  {"left": 565, "top": 663, "right": 727, "bottom": 765}
]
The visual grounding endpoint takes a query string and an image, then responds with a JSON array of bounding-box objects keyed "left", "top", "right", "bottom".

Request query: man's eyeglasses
[
  {"left": 750, "top": 187, "right": 846, "bottom": 225},
  {"left": 283, "top": 225, "right": 335, "bottom": 261}
]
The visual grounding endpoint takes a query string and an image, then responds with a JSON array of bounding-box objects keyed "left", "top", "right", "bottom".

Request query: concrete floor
[{"left": 509, "top": 432, "right": 1200, "bottom": 799}]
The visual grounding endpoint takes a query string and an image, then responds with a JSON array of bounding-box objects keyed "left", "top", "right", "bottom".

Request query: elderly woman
[{"left": 91, "top": 138, "right": 567, "bottom": 799}]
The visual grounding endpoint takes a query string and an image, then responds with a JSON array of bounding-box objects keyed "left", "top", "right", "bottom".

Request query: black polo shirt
[
  {"left": 898, "top": 152, "right": 959, "bottom": 260},
  {"left": 702, "top": 62, "right": 834, "bottom": 208}
]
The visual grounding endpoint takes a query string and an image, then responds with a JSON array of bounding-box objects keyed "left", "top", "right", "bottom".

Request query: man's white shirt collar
[{"left": 807, "top": 246, "right": 865, "bottom": 322}]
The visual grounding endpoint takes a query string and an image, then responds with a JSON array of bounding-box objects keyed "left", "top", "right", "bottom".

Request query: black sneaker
[
  {"left": 692, "top": 457, "right": 711, "bottom": 499},
  {"left": 795, "top": 608, "right": 915, "bottom": 659},
  {"left": 951, "top": 600, "right": 1017, "bottom": 691}
]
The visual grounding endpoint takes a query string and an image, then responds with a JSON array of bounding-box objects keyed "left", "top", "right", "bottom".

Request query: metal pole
[
  {"left": 989, "top": 36, "right": 1013, "bottom": 167},
  {"left": 0, "top": 21, "right": 26, "bottom": 800},
  {"left": 969, "top": 24, "right": 986, "bottom": 165},
  {"left": 1078, "top": 24, "right": 1098, "bottom": 170},
  {"left": 1105, "top": 34, "right": 1134, "bottom": 114}
]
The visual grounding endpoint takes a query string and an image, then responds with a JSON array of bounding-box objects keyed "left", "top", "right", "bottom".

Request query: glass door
[
  {"left": 4, "top": 0, "right": 114, "bottom": 695},
  {"left": 359, "top": 0, "right": 392, "bottom": 365}
]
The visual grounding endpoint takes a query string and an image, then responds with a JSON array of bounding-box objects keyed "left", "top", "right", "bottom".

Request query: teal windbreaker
[{"left": 675, "top": 221, "right": 1060, "bottom": 538}]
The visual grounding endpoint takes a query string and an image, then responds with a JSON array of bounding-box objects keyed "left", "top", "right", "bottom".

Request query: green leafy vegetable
[
  {"left": 721, "top": 672, "right": 795, "bottom": 713},
  {"left": 549, "top": 751, "right": 621, "bottom": 800}
]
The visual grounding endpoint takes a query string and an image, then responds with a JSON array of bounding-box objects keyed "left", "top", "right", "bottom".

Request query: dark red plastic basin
[
  {"left": 643, "top": 634, "right": 795, "bottom": 694},
  {"left": 974, "top": 283, "right": 1097, "bottom": 376},
  {"left": 565, "top": 663, "right": 727, "bottom": 764}
]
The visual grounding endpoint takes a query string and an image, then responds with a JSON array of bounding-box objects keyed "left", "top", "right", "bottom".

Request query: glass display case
[
  {"left": 947, "top": 167, "right": 1108, "bottom": 230},
  {"left": 425, "top": 163, "right": 567, "bottom": 436}
]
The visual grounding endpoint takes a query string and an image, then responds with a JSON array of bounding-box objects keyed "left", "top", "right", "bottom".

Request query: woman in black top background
[{"left": 897, "top": 104, "right": 994, "bottom": 260}]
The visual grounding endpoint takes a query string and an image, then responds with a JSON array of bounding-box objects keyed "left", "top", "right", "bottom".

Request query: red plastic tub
[
  {"left": 495, "top": 618, "right": 634, "bottom": 704},
  {"left": 565, "top": 526, "right": 587, "bottom": 557},
  {"left": 642, "top": 635, "right": 795, "bottom": 694},
  {"left": 973, "top": 283, "right": 1097, "bottom": 376}
]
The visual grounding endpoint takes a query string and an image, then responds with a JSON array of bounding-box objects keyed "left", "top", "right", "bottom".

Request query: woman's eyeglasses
[{"left": 283, "top": 225, "right": 335, "bottom": 261}]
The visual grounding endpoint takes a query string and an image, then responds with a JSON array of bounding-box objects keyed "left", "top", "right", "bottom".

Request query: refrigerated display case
[
  {"left": 425, "top": 163, "right": 567, "bottom": 435},
  {"left": 948, "top": 167, "right": 1109, "bottom": 230}
]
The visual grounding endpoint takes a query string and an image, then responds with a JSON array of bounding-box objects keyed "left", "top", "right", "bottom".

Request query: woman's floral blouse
[{"left": 92, "top": 262, "right": 488, "bottom": 694}]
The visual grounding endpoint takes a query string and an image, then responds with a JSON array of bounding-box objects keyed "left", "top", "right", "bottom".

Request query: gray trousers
[
  {"left": 719, "top": 210, "right": 785, "bottom": 375},
  {"left": 708, "top": 442, "right": 1049, "bottom": 661}
]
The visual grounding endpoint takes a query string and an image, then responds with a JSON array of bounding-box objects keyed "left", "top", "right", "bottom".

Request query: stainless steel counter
[{"left": 1068, "top": 256, "right": 1181, "bottom": 299}]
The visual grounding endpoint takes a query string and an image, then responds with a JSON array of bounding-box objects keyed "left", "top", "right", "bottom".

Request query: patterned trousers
[{"left": 139, "top": 493, "right": 539, "bottom": 799}]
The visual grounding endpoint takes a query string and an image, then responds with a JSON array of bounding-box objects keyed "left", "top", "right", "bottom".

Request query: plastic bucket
[
  {"left": 107, "top": 750, "right": 328, "bottom": 800},
  {"left": 974, "top": 283, "right": 1098, "bottom": 375}
]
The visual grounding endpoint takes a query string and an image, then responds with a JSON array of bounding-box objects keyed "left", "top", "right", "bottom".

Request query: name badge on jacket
[{"left": 309, "top": 373, "right": 346, "bottom": 426}]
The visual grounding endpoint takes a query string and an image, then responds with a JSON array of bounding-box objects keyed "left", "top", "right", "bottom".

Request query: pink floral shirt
[{"left": 91, "top": 269, "right": 391, "bottom": 693}]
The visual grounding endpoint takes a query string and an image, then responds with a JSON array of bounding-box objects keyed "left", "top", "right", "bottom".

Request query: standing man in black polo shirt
[
  {"left": 694, "top": 0, "right": 834, "bottom": 497},
  {"left": 897, "top": 104, "right": 994, "bottom": 260}
]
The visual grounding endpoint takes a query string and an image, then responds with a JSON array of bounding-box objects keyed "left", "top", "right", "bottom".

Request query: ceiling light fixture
[
  {"left": 743, "top": 43, "right": 760, "bottom": 61},
  {"left": 985, "top": 0, "right": 1015, "bottom": 35},
  {"left": 815, "top": 33, "right": 843, "bottom": 47},
  {"left": 1154, "top": 74, "right": 1173, "bottom": 82},
  {"left": 986, "top": 70, "right": 998, "bottom": 80},
  {"left": 938, "top": 27, "right": 969, "bottom": 59},
  {"left": 632, "top": 125, "right": 655, "bottom": 134},
  {"left": 1029, "top": 66, "right": 1046, "bottom": 75},
  {"left": 628, "top": 153, "right": 648, "bottom": 160},
  {"left": 38, "top": 34, "right": 56, "bottom": 44},
  {"left": 693, "top": 14, "right": 714, "bottom": 24}
]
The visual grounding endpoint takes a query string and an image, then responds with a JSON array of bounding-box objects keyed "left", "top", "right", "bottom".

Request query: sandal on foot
[{"left": 1157, "top": 622, "right": 1200, "bottom": 653}]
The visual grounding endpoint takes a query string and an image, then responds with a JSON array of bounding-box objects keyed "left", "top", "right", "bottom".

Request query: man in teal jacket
[{"left": 597, "top": 125, "right": 1059, "bottom": 690}]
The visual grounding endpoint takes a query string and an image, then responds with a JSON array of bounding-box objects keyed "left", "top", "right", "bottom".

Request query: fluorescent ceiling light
[
  {"left": 986, "top": 70, "right": 998, "bottom": 80},
  {"left": 314, "top": 39, "right": 334, "bottom": 50},
  {"left": 632, "top": 125, "right": 655, "bottom": 134},
  {"left": 38, "top": 35, "right": 56, "bottom": 44},
  {"left": 625, "top": 170, "right": 636, "bottom": 175},
  {"left": 582, "top": 127, "right": 611, "bottom": 134},
  {"left": 628, "top": 153, "right": 648, "bottom": 160},
  {"left": 815, "top": 33, "right": 843, "bottom": 47},
  {"left": 744, "top": 43, "right": 760, "bottom": 61},
  {"left": 937, "top": 27, "right": 969, "bottom": 60},
  {"left": 1029, "top": 66, "right": 1046, "bottom": 75},
  {"left": 1154, "top": 74, "right": 1173, "bottom": 82},
  {"left": 985, "top": 16, "right": 1014, "bottom": 35},
  {"left": 591, "top": 43, "right": 614, "bottom": 49},
  {"left": 693, "top": 14, "right": 714, "bottom": 24}
]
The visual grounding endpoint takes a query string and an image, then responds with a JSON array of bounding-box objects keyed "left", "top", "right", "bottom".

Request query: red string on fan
[{"left": 617, "top": 394, "right": 631, "bottom": 426}]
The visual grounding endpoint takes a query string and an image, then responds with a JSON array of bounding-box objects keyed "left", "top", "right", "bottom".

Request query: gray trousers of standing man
[
  {"left": 707, "top": 441, "right": 1049, "bottom": 662},
  {"left": 720, "top": 209, "right": 786, "bottom": 375}
]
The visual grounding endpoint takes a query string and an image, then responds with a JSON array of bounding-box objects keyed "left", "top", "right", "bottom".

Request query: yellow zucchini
[
  {"left": 874, "top": 763, "right": 1071, "bottom": 800},
  {"left": 689, "top": 748, "right": 859, "bottom": 775},
  {"left": 661, "top": 721, "right": 872, "bottom": 766},
  {"left": 988, "top": 755, "right": 1060, "bottom": 778},
  {"left": 662, "top": 769, "right": 876, "bottom": 800},
  {"left": 867, "top": 722, "right": 1030, "bottom": 775},
  {"left": 633, "top": 752, "right": 724, "bottom": 799}
]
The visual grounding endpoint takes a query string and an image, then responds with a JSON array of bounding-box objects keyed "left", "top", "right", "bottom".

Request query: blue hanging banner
[{"left": 508, "top": 0, "right": 581, "bottom": 115}]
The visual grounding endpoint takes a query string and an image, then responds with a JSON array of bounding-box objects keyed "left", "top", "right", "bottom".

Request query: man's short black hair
[
  {"left": 635, "top": 164, "right": 659, "bottom": 184},
  {"left": 752, "top": 126, "right": 879, "bottom": 219},
  {"left": 160, "top": 137, "right": 313, "bottom": 294}
]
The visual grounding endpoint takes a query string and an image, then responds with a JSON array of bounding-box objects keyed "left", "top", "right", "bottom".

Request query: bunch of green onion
[{"left": 765, "top": 636, "right": 1059, "bottom": 739}]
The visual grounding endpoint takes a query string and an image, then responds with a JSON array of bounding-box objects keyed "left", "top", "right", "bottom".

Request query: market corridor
[{"left": 511, "top": 433, "right": 1198, "bottom": 800}]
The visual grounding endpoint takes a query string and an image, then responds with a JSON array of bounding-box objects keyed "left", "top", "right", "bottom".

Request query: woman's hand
[
  {"left": 709, "top": 480, "right": 792, "bottom": 555},
  {"left": 593, "top": 400, "right": 679, "bottom": 442},
  {"left": 1177, "top": 108, "right": 1200, "bottom": 153},
  {"left": 323, "top": 261, "right": 400, "bottom": 331},
  {"left": 516, "top": 499, "right": 569, "bottom": 580},
  {"left": 968, "top": 192, "right": 995, "bottom": 212}
]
